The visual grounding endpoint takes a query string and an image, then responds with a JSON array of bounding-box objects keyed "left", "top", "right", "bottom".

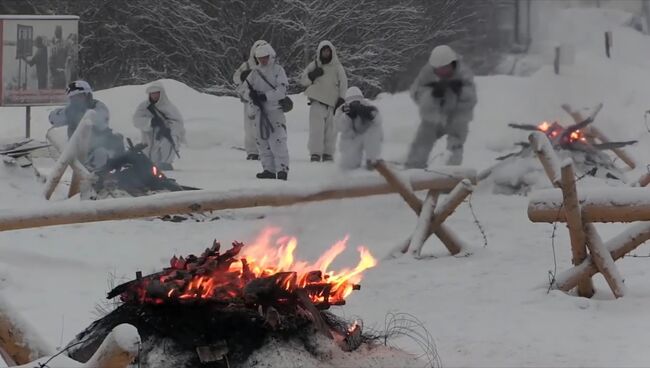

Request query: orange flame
[{"left": 151, "top": 227, "right": 379, "bottom": 306}]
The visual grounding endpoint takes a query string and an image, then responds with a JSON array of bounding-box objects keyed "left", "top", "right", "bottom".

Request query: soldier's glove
[
  {"left": 307, "top": 67, "right": 324, "bottom": 82},
  {"left": 448, "top": 79, "right": 463, "bottom": 95}
]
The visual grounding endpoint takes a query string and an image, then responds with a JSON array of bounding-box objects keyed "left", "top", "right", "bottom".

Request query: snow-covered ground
[{"left": 1, "top": 7, "right": 650, "bottom": 367}]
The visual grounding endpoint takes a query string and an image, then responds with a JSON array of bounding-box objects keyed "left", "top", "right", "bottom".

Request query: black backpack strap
[{"left": 256, "top": 69, "right": 277, "bottom": 90}]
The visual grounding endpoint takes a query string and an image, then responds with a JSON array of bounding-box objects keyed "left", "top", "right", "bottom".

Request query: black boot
[
  {"left": 256, "top": 170, "right": 276, "bottom": 179},
  {"left": 247, "top": 154, "right": 260, "bottom": 160},
  {"left": 310, "top": 154, "right": 321, "bottom": 162},
  {"left": 277, "top": 171, "right": 288, "bottom": 181},
  {"left": 322, "top": 154, "right": 334, "bottom": 162}
]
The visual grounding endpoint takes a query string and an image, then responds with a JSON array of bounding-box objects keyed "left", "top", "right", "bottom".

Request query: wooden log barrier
[
  {"left": 528, "top": 188, "right": 650, "bottom": 223},
  {"left": 0, "top": 169, "right": 476, "bottom": 233},
  {"left": 559, "top": 162, "right": 594, "bottom": 297},
  {"left": 529, "top": 132, "right": 562, "bottom": 187}
]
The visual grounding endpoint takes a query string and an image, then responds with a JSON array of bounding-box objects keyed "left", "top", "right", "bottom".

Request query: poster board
[{"left": 0, "top": 15, "right": 79, "bottom": 106}]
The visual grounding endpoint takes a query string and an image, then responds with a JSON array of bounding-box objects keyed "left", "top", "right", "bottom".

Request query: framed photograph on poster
[{"left": 0, "top": 15, "right": 79, "bottom": 107}]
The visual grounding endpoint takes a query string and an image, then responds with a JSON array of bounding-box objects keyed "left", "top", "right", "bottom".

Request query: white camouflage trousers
[
  {"left": 255, "top": 108, "right": 290, "bottom": 173},
  {"left": 308, "top": 101, "right": 336, "bottom": 156}
]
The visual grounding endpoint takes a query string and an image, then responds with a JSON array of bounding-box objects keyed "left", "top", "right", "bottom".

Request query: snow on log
[
  {"left": 409, "top": 190, "right": 438, "bottom": 258},
  {"left": 0, "top": 296, "right": 53, "bottom": 365},
  {"left": 428, "top": 179, "right": 473, "bottom": 232},
  {"left": 559, "top": 162, "right": 594, "bottom": 297},
  {"left": 0, "top": 168, "right": 476, "bottom": 232},
  {"left": 528, "top": 188, "right": 650, "bottom": 223},
  {"left": 583, "top": 224, "right": 626, "bottom": 298},
  {"left": 529, "top": 132, "right": 561, "bottom": 187},
  {"left": 43, "top": 112, "right": 94, "bottom": 200},
  {"left": 13, "top": 324, "right": 140, "bottom": 368},
  {"left": 553, "top": 222, "right": 650, "bottom": 292},
  {"left": 85, "top": 324, "right": 140, "bottom": 368}
]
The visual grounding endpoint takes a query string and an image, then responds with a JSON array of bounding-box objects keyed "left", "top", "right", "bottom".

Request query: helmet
[
  {"left": 429, "top": 45, "right": 457, "bottom": 68},
  {"left": 66, "top": 80, "right": 92, "bottom": 97},
  {"left": 345, "top": 86, "right": 364, "bottom": 103},
  {"left": 254, "top": 43, "right": 276, "bottom": 58}
]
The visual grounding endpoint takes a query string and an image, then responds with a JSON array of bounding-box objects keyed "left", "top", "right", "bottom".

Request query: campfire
[
  {"left": 65, "top": 229, "right": 403, "bottom": 368},
  {"left": 109, "top": 228, "right": 376, "bottom": 309},
  {"left": 480, "top": 104, "right": 637, "bottom": 195}
]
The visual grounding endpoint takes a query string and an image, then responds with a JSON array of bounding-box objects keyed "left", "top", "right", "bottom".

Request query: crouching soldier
[
  {"left": 49, "top": 80, "right": 124, "bottom": 171},
  {"left": 405, "top": 45, "right": 477, "bottom": 168},
  {"left": 335, "top": 87, "right": 383, "bottom": 170},
  {"left": 133, "top": 81, "right": 185, "bottom": 170}
]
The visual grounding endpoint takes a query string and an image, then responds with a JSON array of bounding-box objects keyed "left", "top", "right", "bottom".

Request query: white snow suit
[
  {"left": 233, "top": 40, "right": 268, "bottom": 156},
  {"left": 405, "top": 57, "right": 477, "bottom": 168},
  {"left": 300, "top": 40, "right": 348, "bottom": 157},
  {"left": 336, "top": 87, "right": 383, "bottom": 170},
  {"left": 244, "top": 44, "right": 290, "bottom": 173},
  {"left": 133, "top": 81, "right": 185, "bottom": 167},
  {"left": 49, "top": 97, "right": 120, "bottom": 171}
]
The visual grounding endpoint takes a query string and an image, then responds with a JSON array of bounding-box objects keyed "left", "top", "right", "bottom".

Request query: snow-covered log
[
  {"left": 636, "top": 173, "right": 650, "bottom": 187},
  {"left": 583, "top": 224, "right": 626, "bottom": 298},
  {"left": 409, "top": 190, "right": 438, "bottom": 259},
  {"left": 528, "top": 188, "right": 650, "bottom": 223},
  {"left": 0, "top": 296, "right": 52, "bottom": 365},
  {"left": 428, "top": 179, "right": 473, "bottom": 232},
  {"left": 528, "top": 132, "right": 561, "bottom": 187},
  {"left": 559, "top": 162, "right": 594, "bottom": 297},
  {"left": 13, "top": 324, "right": 140, "bottom": 368},
  {"left": 553, "top": 222, "right": 650, "bottom": 292},
  {"left": 0, "top": 169, "right": 475, "bottom": 233},
  {"left": 374, "top": 161, "right": 423, "bottom": 213},
  {"left": 43, "top": 113, "right": 94, "bottom": 200}
]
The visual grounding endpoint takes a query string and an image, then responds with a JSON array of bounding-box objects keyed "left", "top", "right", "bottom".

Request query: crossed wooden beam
[
  {"left": 374, "top": 161, "right": 474, "bottom": 259},
  {"left": 528, "top": 132, "right": 650, "bottom": 298}
]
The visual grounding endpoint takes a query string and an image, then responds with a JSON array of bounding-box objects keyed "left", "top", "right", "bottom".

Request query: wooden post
[
  {"left": 409, "top": 190, "right": 438, "bottom": 258},
  {"left": 84, "top": 324, "right": 140, "bottom": 368},
  {"left": 529, "top": 132, "right": 561, "bottom": 187},
  {"left": 374, "top": 160, "right": 423, "bottom": 213},
  {"left": 25, "top": 106, "right": 31, "bottom": 139},
  {"left": 554, "top": 222, "right": 650, "bottom": 291},
  {"left": 604, "top": 31, "right": 612, "bottom": 58},
  {"left": 554, "top": 46, "right": 560, "bottom": 75},
  {"left": 583, "top": 223, "right": 626, "bottom": 298},
  {"left": 560, "top": 162, "right": 594, "bottom": 297}
]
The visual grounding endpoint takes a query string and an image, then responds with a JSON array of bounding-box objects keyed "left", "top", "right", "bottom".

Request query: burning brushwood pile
[
  {"left": 481, "top": 103, "right": 638, "bottom": 195},
  {"left": 61, "top": 229, "right": 430, "bottom": 368}
]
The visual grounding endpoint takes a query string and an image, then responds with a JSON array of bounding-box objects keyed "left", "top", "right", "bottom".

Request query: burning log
[
  {"left": 0, "top": 296, "right": 52, "bottom": 365},
  {"left": 528, "top": 188, "right": 650, "bottom": 223},
  {"left": 561, "top": 104, "right": 637, "bottom": 169},
  {"left": 0, "top": 168, "right": 475, "bottom": 233}
]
